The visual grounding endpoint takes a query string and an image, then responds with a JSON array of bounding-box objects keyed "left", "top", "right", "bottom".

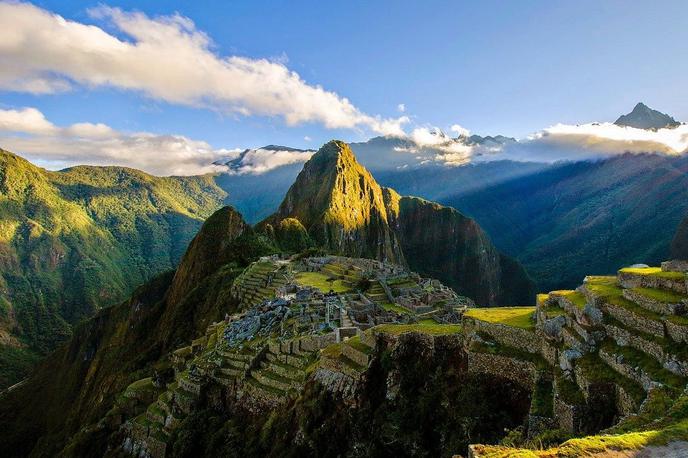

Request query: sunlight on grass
[
  {"left": 464, "top": 306, "right": 535, "bottom": 330},
  {"left": 295, "top": 271, "right": 351, "bottom": 293}
]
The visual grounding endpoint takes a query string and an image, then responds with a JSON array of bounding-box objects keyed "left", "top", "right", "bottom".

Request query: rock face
[
  {"left": 388, "top": 193, "right": 534, "bottom": 305},
  {"left": 266, "top": 140, "right": 534, "bottom": 306},
  {"left": 614, "top": 102, "right": 680, "bottom": 130},
  {"left": 265, "top": 140, "right": 404, "bottom": 264}
]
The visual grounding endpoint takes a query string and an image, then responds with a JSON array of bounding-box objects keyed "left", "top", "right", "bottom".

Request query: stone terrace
[{"left": 466, "top": 260, "right": 688, "bottom": 457}]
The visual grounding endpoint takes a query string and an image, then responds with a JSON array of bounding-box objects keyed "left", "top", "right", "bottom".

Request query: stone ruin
[{"left": 223, "top": 299, "right": 290, "bottom": 347}]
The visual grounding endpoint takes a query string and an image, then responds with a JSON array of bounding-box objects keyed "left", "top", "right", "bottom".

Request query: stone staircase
[{"left": 366, "top": 280, "right": 389, "bottom": 303}]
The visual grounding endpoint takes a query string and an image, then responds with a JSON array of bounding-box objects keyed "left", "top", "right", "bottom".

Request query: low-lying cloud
[
  {"left": 0, "top": 107, "right": 233, "bottom": 175},
  {"left": 391, "top": 121, "right": 688, "bottom": 168},
  {"left": 0, "top": 2, "right": 407, "bottom": 136},
  {"left": 224, "top": 147, "right": 315, "bottom": 175}
]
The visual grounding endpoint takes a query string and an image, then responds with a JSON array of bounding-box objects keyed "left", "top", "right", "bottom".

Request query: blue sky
[{"left": 0, "top": 1, "right": 687, "bottom": 173}]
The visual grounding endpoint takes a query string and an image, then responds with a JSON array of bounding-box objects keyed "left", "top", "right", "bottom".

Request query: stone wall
[
  {"left": 622, "top": 288, "right": 684, "bottom": 315},
  {"left": 598, "top": 348, "right": 653, "bottom": 390},
  {"left": 662, "top": 260, "right": 688, "bottom": 272},
  {"left": 467, "top": 319, "right": 542, "bottom": 354},
  {"left": 618, "top": 271, "right": 687, "bottom": 294},
  {"left": 603, "top": 303, "right": 665, "bottom": 338},
  {"left": 666, "top": 320, "right": 688, "bottom": 344},
  {"left": 467, "top": 350, "right": 537, "bottom": 390},
  {"left": 341, "top": 343, "right": 370, "bottom": 367}
]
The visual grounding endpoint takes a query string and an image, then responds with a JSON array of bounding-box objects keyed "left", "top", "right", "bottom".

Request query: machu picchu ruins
[{"left": 108, "top": 253, "right": 688, "bottom": 458}]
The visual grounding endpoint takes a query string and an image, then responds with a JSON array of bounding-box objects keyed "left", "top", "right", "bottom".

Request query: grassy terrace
[
  {"left": 543, "top": 304, "right": 567, "bottom": 318},
  {"left": 472, "top": 419, "right": 688, "bottom": 458},
  {"left": 604, "top": 315, "right": 688, "bottom": 361},
  {"left": 551, "top": 290, "right": 587, "bottom": 310},
  {"left": 633, "top": 287, "right": 688, "bottom": 304},
  {"left": 372, "top": 322, "right": 461, "bottom": 336},
  {"left": 380, "top": 301, "right": 409, "bottom": 314},
  {"left": 346, "top": 335, "right": 373, "bottom": 354},
  {"left": 585, "top": 276, "right": 664, "bottom": 321},
  {"left": 470, "top": 335, "right": 548, "bottom": 368},
  {"left": 576, "top": 353, "right": 646, "bottom": 405},
  {"left": 601, "top": 340, "right": 685, "bottom": 390},
  {"left": 464, "top": 306, "right": 535, "bottom": 330},
  {"left": 619, "top": 266, "right": 687, "bottom": 281},
  {"left": 295, "top": 271, "right": 351, "bottom": 293}
]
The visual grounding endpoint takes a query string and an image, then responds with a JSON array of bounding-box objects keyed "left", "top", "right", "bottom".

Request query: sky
[{"left": 0, "top": 0, "right": 687, "bottom": 174}]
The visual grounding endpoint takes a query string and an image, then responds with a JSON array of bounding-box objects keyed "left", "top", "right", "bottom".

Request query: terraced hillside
[{"left": 466, "top": 260, "right": 688, "bottom": 457}]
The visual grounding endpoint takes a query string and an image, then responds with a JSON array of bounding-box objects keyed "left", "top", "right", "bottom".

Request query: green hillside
[{"left": 0, "top": 150, "right": 226, "bottom": 387}]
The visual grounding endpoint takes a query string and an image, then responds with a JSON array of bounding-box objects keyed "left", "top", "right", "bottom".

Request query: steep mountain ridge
[
  {"left": 0, "top": 206, "right": 275, "bottom": 457},
  {"left": 266, "top": 140, "right": 534, "bottom": 305},
  {"left": 0, "top": 150, "right": 226, "bottom": 387}
]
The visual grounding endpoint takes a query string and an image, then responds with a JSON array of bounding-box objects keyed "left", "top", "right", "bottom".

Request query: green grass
[
  {"left": 295, "top": 271, "right": 351, "bottom": 293},
  {"left": 346, "top": 335, "right": 373, "bottom": 354},
  {"left": 551, "top": 290, "right": 587, "bottom": 310},
  {"left": 419, "top": 318, "right": 438, "bottom": 325},
  {"left": 379, "top": 301, "right": 409, "bottom": 314},
  {"left": 474, "top": 418, "right": 688, "bottom": 457},
  {"left": 620, "top": 267, "right": 687, "bottom": 281},
  {"left": 372, "top": 323, "right": 461, "bottom": 336},
  {"left": 464, "top": 306, "right": 536, "bottom": 330},
  {"left": 601, "top": 340, "right": 686, "bottom": 390},
  {"left": 543, "top": 304, "right": 567, "bottom": 318},
  {"left": 530, "top": 379, "right": 554, "bottom": 417},
  {"left": 585, "top": 277, "right": 664, "bottom": 322},
  {"left": 633, "top": 287, "right": 688, "bottom": 304}
]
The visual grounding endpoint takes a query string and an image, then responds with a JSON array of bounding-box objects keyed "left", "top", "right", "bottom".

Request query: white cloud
[
  {"left": 303, "top": 136, "right": 312, "bottom": 142},
  {"left": 450, "top": 124, "right": 470, "bottom": 137},
  {"left": 0, "top": 106, "right": 231, "bottom": 175},
  {"left": 229, "top": 148, "right": 315, "bottom": 175},
  {"left": 0, "top": 107, "right": 57, "bottom": 135},
  {"left": 0, "top": 2, "right": 406, "bottom": 136},
  {"left": 397, "top": 103, "right": 405, "bottom": 113},
  {"left": 494, "top": 122, "right": 688, "bottom": 163}
]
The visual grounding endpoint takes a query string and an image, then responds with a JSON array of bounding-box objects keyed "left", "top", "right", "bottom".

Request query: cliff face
[
  {"left": 389, "top": 194, "right": 533, "bottom": 305},
  {"left": 265, "top": 140, "right": 405, "bottom": 264},
  {"left": 268, "top": 140, "right": 534, "bottom": 306}
]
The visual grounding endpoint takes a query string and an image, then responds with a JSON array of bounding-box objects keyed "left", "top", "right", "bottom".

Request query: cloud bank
[
  {"left": 388, "top": 121, "right": 688, "bottom": 169},
  {"left": 223, "top": 147, "right": 315, "bottom": 175},
  {"left": 0, "top": 107, "right": 233, "bottom": 175},
  {"left": 0, "top": 2, "right": 407, "bottom": 136}
]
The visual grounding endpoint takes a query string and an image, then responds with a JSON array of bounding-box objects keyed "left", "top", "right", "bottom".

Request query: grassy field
[
  {"left": 550, "top": 290, "right": 587, "bottom": 309},
  {"left": 620, "top": 267, "right": 686, "bottom": 281},
  {"left": 380, "top": 301, "right": 410, "bottom": 314},
  {"left": 464, "top": 306, "right": 535, "bottom": 330},
  {"left": 373, "top": 323, "right": 461, "bottom": 336},
  {"left": 295, "top": 271, "right": 351, "bottom": 293}
]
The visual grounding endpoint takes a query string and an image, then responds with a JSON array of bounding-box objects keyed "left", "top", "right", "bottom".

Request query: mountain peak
[{"left": 614, "top": 102, "right": 680, "bottom": 130}]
